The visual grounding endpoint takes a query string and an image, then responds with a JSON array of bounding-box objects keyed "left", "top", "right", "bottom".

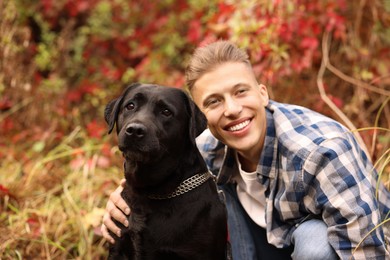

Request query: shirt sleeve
[{"left": 303, "top": 137, "right": 389, "bottom": 259}]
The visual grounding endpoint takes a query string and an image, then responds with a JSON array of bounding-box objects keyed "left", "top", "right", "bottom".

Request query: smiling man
[
  {"left": 102, "top": 41, "right": 390, "bottom": 259},
  {"left": 190, "top": 61, "right": 269, "bottom": 174}
]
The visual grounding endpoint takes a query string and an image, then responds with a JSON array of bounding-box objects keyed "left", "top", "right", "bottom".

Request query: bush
[{"left": 1, "top": 0, "right": 389, "bottom": 258}]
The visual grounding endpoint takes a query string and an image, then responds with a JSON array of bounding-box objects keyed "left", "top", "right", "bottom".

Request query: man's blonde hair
[{"left": 185, "top": 41, "right": 251, "bottom": 91}]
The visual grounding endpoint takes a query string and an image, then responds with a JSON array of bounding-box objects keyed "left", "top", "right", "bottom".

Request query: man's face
[{"left": 191, "top": 62, "right": 269, "bottom": 158}]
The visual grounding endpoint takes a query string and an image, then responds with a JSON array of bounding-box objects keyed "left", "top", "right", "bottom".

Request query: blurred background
[{"left": 1, "top": 0, "right": 389, "bottom": 258}]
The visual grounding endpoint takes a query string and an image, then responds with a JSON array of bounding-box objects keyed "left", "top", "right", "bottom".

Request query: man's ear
[
  {"left": 183, "top": 92, "right": 207, "bottom": 143},
  {"left": 104, "top": 82, "right": 142, "bottom": 134}
]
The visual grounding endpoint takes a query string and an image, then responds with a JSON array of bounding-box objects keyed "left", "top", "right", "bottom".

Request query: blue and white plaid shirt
[{"left": 196, "top": 100, "right": 390, "bottom": 259}]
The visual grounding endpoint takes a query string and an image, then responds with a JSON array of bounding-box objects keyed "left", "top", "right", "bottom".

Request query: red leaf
[
  {"left": 26, "top": 217, "right": 42, "bottom": 238},
  {"left": 101, "top": 142, "right": 112, "bottom": 157},
  {"left": 218, "top": 2, "right": 235, "bottom": 17},
  {"left": 329, "top": 95, "right": 343, "bottom": 108},
  {"left": 277, "top": 22, "right": 291, "bottom": 42},
  {"left": 33, "top": 72, "right": 43, "bottom": 86},
  {"left": 325, "top": 12, "right": 346, "bottom": 39},
  {"left": 0, "top": 98, "right": 12, "bottom": 111},
  {"left": 187, "top": 20, "right": 202, "bottom": 43},
  {"left": 40, "top": 0, "right": 53, "bottom": 16},
  {"left": 65, "top": 0, "right": 90, "bottom": 17},
  {"left": 27, "top": 217, "right": 39, "bottom": 225},
  {"left": 0, "top": 118, "right": 14, "bottom": 133},
  {"left": 0, "top": 184, "right": 9, "bottom": 195},
  {"left": 114, "top": 39, "right": 131, "bottom": 59},
  {"left": 300, "top": 37, "right": 319, "bottom": 50},
  {"left": 86, "top": 120, "right": 106, "bottom": 139},
  {"left": 80, "top": 80, "right": 100, "bottom": 94},
  {"left": 100, "top": 66, "right": 122, "bottom": 81},
  {"left": 174, "top": 74, "right": 185, "bottom": 88},
  {"left": 66, "top": 89, "right": 83, "bottom": 102},
  {"left": 11, "top": 130, "right": 29, "bottom": 143},
  {"left": 66, "top": 80, "right": 100, "bottom": 102}
]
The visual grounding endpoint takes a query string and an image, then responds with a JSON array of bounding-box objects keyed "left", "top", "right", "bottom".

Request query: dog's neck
[{"left": 123, "top": 148, "right": 208, "bottom": 199}]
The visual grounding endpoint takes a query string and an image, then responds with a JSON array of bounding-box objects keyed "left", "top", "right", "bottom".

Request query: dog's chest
[{"left": 129, "top": 200, "right": 199, "bottom": 242}]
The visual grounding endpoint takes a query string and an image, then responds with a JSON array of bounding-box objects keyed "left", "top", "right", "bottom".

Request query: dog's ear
[
  {"left": 104, "top": 82, "right": 142, "bottom": 134},
  {"left": 184, "top": 92, "right": 207, "bottom": 142},
  {"left": 104, "top": 97, "right": 122, "bottom": 134}
]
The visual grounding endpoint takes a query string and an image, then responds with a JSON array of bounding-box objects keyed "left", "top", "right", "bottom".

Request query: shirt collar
[{"left": 257, "top": 107, "right": 278, "bottom": 180}]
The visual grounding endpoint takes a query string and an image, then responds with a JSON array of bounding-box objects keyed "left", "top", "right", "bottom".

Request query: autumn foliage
[{"left": 1, "top": 0, "right": 389, "bottom": 258}]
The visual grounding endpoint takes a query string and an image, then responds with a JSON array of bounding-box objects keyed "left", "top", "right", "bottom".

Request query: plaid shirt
[{"left": 196, "top": 100, "right": 390, "bottom": 259}]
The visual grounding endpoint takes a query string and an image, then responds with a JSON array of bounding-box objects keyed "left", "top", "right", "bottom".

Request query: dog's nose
[{"left": 125, "top": 123, "right": 146, "bottom": 138}]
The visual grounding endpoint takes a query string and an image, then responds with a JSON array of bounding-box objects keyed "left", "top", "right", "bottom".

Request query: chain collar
[{"left": 148, "top": 171, "right": 212, "bottom": 200}]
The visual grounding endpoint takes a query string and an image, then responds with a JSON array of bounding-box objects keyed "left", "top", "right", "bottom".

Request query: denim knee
[{"left": 291, "top": 219, "right": 337, "bottom": 260}]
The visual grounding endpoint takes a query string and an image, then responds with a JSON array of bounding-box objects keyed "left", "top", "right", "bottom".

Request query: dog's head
[{"left": 104, "top": 83, "right": 207, "bottom": 162}]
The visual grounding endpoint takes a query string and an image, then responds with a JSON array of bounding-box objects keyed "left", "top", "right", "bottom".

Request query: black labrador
[{"left": 104, "top": 83, "right": 228, "bottom": 259}]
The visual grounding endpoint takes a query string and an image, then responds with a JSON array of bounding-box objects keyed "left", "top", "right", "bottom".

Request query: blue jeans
[
  {"left": 291, "top": 219, "right": 338, "bottom": 260},
  {"left": 221, "top": 184, "right": 337, "bottom": 260}
]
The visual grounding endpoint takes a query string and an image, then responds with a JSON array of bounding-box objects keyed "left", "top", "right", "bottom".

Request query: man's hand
[{"left": 101, "top": 179, "right": 130, "bottom": 244}]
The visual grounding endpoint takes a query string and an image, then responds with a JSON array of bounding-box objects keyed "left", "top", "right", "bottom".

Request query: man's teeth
[{"left": 228, "top": 120, "right": 250, "bottom": 132}]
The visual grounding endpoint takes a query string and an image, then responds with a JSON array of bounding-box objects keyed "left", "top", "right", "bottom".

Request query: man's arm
[
  {"left": 304, "top": 137, "right": 389, "bottom": 259},
  {"left": 101, "top": 179, "right": 130, "bottom": 244}
]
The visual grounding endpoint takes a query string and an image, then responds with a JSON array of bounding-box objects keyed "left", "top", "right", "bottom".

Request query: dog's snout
[{"left": 126, "top": 123, "right": 146, "bottom": 138}]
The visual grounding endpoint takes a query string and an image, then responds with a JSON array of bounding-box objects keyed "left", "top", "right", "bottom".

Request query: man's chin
[{"left": 224, "top": 138, "right": 249, "bottom": 151}]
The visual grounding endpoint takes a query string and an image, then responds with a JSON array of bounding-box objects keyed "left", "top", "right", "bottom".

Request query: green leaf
[{"left": 32, "top": 141, "right": 45, "bottom": 153}]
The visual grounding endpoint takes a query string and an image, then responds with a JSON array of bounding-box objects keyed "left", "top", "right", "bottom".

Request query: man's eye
[
  {"left": 126, "top": 103, "right": 135, "bottom": 110},
  {"left": 161, "top": 109, "right": 172, "bottom": 117},
  {"left": 237, "top": 88, "right": 247, "bottom": 95},
  {"left": 206, "top": 99, "right": 219, "bottom": 108}
]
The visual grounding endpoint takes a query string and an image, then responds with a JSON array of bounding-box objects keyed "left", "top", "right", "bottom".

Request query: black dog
[{"left": 104, "top": 83, "right": 228, "bottom": 259}]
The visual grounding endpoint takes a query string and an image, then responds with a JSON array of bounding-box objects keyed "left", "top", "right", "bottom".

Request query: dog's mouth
[
  {"left": 119, "top": 140, "right": 162, "bottom": 162},
  {"left": 122, "top": 150, "right": 154, "bottom": 162}
]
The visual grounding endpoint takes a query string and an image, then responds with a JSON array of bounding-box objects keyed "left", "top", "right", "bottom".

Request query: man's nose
[{"left": 223, "top": 98, "right": 242, "bottom": 118}]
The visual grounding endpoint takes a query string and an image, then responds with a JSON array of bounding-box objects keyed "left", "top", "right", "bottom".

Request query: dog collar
[{"left": 148, "top": 171, "right": 213, "bottom": 200}]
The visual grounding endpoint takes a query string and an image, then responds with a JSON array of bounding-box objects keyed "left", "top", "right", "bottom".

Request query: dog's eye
[
  {"left": 126, "top": 103, "right": 135, "bottom": 110},
  {"left": 161, "top": 109, "right": 172, "bottom": 117}
]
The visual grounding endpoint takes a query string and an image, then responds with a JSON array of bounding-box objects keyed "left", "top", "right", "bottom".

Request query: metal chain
[{"left": 148, "top": 171, "right": 212, "bottom": 200}]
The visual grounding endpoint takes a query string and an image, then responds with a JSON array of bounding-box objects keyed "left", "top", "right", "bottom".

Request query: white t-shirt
[{"left": 234, "top": 152, "right": 267, "bottom": 228}]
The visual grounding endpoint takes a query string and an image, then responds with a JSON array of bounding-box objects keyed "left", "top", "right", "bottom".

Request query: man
[{"left": 101, "top": 41, "right": 390, "bottom": 259}]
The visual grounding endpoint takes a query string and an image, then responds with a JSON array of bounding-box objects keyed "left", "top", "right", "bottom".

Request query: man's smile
[{"left": 225, "top": 119, "right": 251, "bottom": 132}]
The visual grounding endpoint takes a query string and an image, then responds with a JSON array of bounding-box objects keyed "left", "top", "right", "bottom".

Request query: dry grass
[{"left": 0, "top": 127, "right": 123, "bottom": 259}]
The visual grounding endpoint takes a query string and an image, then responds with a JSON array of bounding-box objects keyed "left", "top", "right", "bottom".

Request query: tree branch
[{"left": 317, "top": 31, "right": 371, "bottom": 159}]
